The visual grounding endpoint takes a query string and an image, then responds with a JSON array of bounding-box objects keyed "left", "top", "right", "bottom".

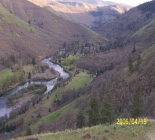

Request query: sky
[{"left": 103, "top": 0, "right": 152, "bottom": 6}]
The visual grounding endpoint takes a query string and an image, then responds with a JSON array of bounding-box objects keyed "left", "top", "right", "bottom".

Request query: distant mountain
[
  {"left": 57, "top": 0, "right": 104, "bottom": 5},
  {"left": 93, "top": 0, "right": 155, "bottom": 45},
  {"left": 57, "top": 0, "right": 131, "bottom": 6},
  {"left": 29, "top": 0, "right": 131, "bottom": 27}
]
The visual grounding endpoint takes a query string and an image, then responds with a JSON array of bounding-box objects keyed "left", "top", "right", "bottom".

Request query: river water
[{"left": 0, "top": 57, "right": 69, "bottom": 117}]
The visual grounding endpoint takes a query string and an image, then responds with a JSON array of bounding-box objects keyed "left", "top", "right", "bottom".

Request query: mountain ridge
[
  {"left": 29, "top": 0, "right": 131, "bottom": 27},
  {"left": 93, "top": 0, "right": 155, "bottom": 44}
]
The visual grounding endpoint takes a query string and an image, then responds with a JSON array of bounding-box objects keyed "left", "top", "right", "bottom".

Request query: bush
[
  {"left": 57, "top": 77, "right": 63, "bottom": 81},
  {"left": 104, "top": 129, "right": 109, "bottom": 133},
  {"left": 68, "top": 67, "right": 74, "bottom": 71},
  {"left": 21, "top": 88, "right": 27, "bottom": 93},
  {"left": 122, "top": 125, "right": 126, "bottom": 128},
  {"left": 25, "top": 127, "right": 31, "bottom": 135},
  {"left": 113, "top": 126, "right": 117, "bottom": 131}
]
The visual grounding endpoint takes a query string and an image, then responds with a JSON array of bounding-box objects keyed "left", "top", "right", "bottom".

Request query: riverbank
[
  {"left": 0, "top": 54, "right": 95, "bottom": 138},
  {"left": 7, "top": 84, "right": 47, "bottom": 110},
  {"left": 50, "top": 61, "right": 70, "bottom": 76},
  {"left": 0, "top": 57, "right": 69, "bottom": 117},
  {"left": 32, "top": 68, "right": 60, "bottom": 81},
  {"left": 0, "top": 65, "right": 59, "bottom": 97}
]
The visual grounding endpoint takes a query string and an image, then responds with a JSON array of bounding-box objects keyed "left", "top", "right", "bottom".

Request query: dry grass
[{"left": 14, "top": 121, "right": 155, "bottom": 140}]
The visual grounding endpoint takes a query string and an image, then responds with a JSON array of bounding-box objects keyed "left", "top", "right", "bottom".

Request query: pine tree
[
  {"left": 128, "top": 56, "right": 134, "bottom": 73},
  {"left": 137, "top": 54, "right": 142, "bottom": 67},
  {"left": 32, "top": 57, "right": 36, "bottom": 65},
  {"left": 88, "top": 98, "right": 99, "bottom": 126},
  {"left": 74, "top": 50, "right": 77, "bottom": 55},
  {"left": 33, "top": 102, "right": 35, "bottom": 107},
  {"left": 28, "top": 72, "right": 31, "bottom": 80},
  {"left": 13, "top": 122, "right": 16, "bottom": 130},
  {"left": 38, "top": 125, "right": 42, "bottom": 134},
  {"left": 63, "top": 42, "right": 66, "bottom": 48},
  {"left": 131, "top": 86, "right": 144, "bottom": 118},
  {"left": 10, "top": 123, "right": 13, "bottom": 131},
  {"left": 28, "top": 20, "right": 31, "bottom": 24},
  {"left": 76, "top": 110, "right": 85, "bottom": 128},
  {"left": 101, "top": 90, "right": 114, "bottom": 124},
  {"left": 132, "top": 46, "right": 136, "bottom": 53},
  {"left": 58, "top": 59, "right": 61, "bottom": 63},
  {"left": 5, "top": 124, "right": 10, "bottom": 132},
  {"left": 26, "top": 127, "right": 32, "bottom": 135}
]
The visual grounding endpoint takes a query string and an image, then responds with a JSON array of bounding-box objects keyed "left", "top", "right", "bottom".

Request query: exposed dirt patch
[
  {"left": 32, "top": 68, "right": 60, "bottom": 79},
  {"left": 146, "top": 132, "right": 155, "bottom": 140},
  {"left": 33, "top": 107, "right": 47, "bottom": 114},
  {"left": 12, "top": 93, "right": 34, "bottom": 109},
  {"left": 51, "top": 103, "right": 59, "bottom": 111}
]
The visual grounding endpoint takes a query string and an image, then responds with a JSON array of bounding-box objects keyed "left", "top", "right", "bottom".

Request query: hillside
[
  {"left": 2, "top": 40, "right": 155, "bottom": 139},
  {"left": 28, "top": 0, "right": 131, "bottom": 27},
  {"left": 130, "top": 19, "right": 155, "bottom": 47},
  {"left": 13, "top": 121, "right": 155, "bottom": 140},
  {"left": 93, "top": 0, "right": 155, "bottom": 42},
  {"left": 1, "top": 0, "right": 155, "bottom": 139},
  {"left": 0, "top": 0, "right": 102, "bottom": 70},
  {"left": 15, "top": 0, "right": 155, "bottom": 136}
]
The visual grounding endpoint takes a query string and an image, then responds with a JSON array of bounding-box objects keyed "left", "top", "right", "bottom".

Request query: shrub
[{"left": 104, "top": 129, "right": 109, "bottom": 133}]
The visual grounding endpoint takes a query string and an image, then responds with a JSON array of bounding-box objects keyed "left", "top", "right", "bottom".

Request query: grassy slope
[
  {"left": 0, "top": 2, "right": 42, "bottom": 58},
  {"left": 131, "top": 19, "right": 155, "bottom": 37},
  {"left": 0, "top": 70, "right": 13, "bottom": 80},
  {"left": 124, "top": 43, "right": 155, "bottom": 73},
  {"left": 22, "top": 65, "right": 34, "bottom": 73},
  {"left": 130, "top": 19, "right": 155, "bottom": 46},
  {"left": 15, "top": 121, "right": 155, "bottom": 140},
  {"left": 123, "top": 17, "right": 155, "bottom": 73},
  {"left": 27, "top": 70, "right": 92, "bottom": 129},
  {"left": 140, "top": 44, "right": 155, "bottom": 60},
  {"left": 0, "top": 3, "right": 36, "bottom": 32},
  {"left": 65, "top": 71, "right": 93, "bottom": 90},
  {"left": 29, "top": 101, "right": 74, "bottom": 132},
  {"left": 54, "top": 71, "right": 92, "bottom": 101}
]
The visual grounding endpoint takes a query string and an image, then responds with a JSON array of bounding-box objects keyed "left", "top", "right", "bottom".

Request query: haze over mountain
[{"left": 29, "top": 0, "right": 131, "bottom": 27}]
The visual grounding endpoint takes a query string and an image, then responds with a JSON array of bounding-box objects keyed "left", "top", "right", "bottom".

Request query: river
[{"left": 0, "top": 57, "right": 69, "bottom": 117}]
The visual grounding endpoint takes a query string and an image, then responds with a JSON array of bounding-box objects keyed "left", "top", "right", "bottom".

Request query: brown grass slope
[
  {"left": 0, "top": 0, "right": 102, "bottom": 59},
  {"left": 93, "top": 0, "right": 155, "bottom": 42}
]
